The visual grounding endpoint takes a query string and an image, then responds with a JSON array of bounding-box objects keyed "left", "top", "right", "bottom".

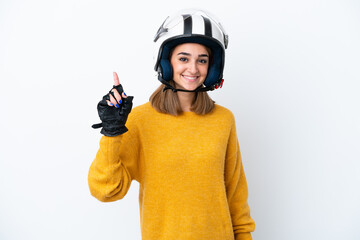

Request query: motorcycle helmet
[{"left": 153, "top": 9, "right": 229, "bottom": 92}]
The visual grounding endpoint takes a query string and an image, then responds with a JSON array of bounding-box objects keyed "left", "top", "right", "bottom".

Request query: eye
[
  {"left": 198, "top": 59, "right": 208, "bottom": 64},
  {"left": 179, "top": 57, "right": 188, "bottom": 62}
]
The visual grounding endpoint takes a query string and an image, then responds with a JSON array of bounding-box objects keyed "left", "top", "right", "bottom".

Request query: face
[{"left": 170, "top": 43, "right": 209, "bottom": 91}]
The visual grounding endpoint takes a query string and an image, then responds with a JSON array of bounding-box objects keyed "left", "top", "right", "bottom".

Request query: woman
[{"left": 89, "top": 9, "right": 255, "bottom": 240}]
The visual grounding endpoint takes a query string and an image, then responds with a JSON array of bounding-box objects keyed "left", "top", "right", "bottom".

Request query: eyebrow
[{"left": 177, "top": 52, "right": 209, "bottom": 57}]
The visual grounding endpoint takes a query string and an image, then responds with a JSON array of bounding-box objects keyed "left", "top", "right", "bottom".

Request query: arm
[
  {"left": 89, "top": 72, "right": 140, "bottom": 202},
  {"left": 88, "top": 130, "right": 140, "bottom": 202},
  {"left": 224, "top": 120, "right": 255, "bottom": 240}
]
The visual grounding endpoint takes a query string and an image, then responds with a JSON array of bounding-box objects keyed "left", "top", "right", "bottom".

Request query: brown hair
[{"left": 149, "top": 80, "right": 215, "bottom": 116}]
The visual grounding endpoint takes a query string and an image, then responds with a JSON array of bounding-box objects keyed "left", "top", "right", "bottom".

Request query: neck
[{"left": 177, "top": 91, "right": 196, "bottom": 112}]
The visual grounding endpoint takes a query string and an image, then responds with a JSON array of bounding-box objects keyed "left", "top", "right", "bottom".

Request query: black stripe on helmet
[
  {"left": 202, "top": 16, "right": 212, "bottom": 37},
  {"left": 182, "top": 14, "right": 192, "bottom": 34}
]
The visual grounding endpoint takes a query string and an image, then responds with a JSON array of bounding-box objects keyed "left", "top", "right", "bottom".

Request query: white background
[{"left": 1, "top": 0, "right": 359, "bottom": 239}]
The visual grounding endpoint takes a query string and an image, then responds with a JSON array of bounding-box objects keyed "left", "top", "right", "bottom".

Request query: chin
[
  {"left": 180, "top": 83, "right": 202, "bottom": 91},
  {"left": 175, "top": 80, "right": 204, "bottom": 91}
]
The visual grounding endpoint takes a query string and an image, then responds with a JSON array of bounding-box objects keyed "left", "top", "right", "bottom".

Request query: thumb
[{"left": 113, "top": 72, "right": 120, "bottom": 86}]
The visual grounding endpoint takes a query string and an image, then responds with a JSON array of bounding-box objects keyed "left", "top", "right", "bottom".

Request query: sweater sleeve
[
  {"left": 88, "top": 116, "right": 141, "bottom": 202},
  {"left": 224, "top": 119, "right": 255, "bottom": 240}
]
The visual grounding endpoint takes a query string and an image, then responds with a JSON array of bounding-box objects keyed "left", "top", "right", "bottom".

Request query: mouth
[{"left": 182, "top": 75, "right": 199, "bottom": 82}]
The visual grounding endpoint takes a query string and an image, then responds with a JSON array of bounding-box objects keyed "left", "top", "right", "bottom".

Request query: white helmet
[{"left": 153, "top": 9, "right": 229, "bottom": 91}]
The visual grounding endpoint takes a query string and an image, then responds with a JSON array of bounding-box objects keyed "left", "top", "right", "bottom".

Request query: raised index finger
[{"left": 113, "top": 72, "right": 120, "bottom": 86}]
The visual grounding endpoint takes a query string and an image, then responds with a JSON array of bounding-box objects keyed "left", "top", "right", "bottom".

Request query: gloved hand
[{"left": 92, "top": 72, "right": 134, "bottom": 137}]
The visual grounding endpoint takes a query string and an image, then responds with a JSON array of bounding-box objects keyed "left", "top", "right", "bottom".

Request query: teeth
[{"left": 183, "top": 75, "right": 197, "bottom": 80}]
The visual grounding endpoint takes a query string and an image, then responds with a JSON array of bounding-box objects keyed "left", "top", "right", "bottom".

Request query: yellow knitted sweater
[{"left": 88, "top": 102, "right": 255, "bottom": 240}]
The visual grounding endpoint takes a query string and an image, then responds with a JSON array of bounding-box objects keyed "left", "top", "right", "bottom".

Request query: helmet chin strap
[{"left": 158, "top": 75, "right": 217, "bottom": 93}]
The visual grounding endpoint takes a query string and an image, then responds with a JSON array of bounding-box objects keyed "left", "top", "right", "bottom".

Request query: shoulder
[
  {"left": 212, "top": 105, "right": 239, "bottom": 142},
  {"left": 211, "top": 104, "right": 236, "bottom": 123},
  {"left": 122, "top": 102, "right": 153, "bottom": 137},
  {"left": 127, "top": 102, "right": 156, "bottom": 124},
  {"left": 130, "top": 102, "right": 158, "bottom": 117},
  {"left": 200, "top": 104, "right": 236, "bottom": 133}
]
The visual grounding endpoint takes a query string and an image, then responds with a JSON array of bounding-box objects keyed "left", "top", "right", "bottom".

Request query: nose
[{"left": 187, "top": 60, "right": 199, "bottom": 74}]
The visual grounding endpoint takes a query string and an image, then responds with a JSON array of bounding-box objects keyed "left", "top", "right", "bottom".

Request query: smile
[{"left": 182, "top": 75, "right": 199, "bottom": 82}]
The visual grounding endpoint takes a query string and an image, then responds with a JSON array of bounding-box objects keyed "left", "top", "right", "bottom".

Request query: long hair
[{"left": 149, "top": 80, "right": 215, "bottom": 116}]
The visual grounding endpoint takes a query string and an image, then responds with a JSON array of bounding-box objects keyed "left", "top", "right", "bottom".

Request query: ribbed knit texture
[{"left": 88, "top": 102, "right": 255, "bottom": 240}]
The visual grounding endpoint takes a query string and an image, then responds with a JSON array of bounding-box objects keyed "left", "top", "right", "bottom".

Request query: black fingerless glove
[{"left": 92, "top": 84, "right": 134, "bottom": 137}]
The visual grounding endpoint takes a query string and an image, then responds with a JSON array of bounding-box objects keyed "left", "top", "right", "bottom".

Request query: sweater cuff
[{"left": 235, "top": 233, "right": 252, "bottom": 240}]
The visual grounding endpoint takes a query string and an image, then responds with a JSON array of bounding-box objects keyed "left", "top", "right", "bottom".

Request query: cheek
[
  {"left": 170, "top": 59, "right": 178, "bottom": 73},
  {"left": 200, "top": 65, "right": 209, "bottom": 76},
  {"left": 172, "top": 64, "right": 185, "bottom": 75}
]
